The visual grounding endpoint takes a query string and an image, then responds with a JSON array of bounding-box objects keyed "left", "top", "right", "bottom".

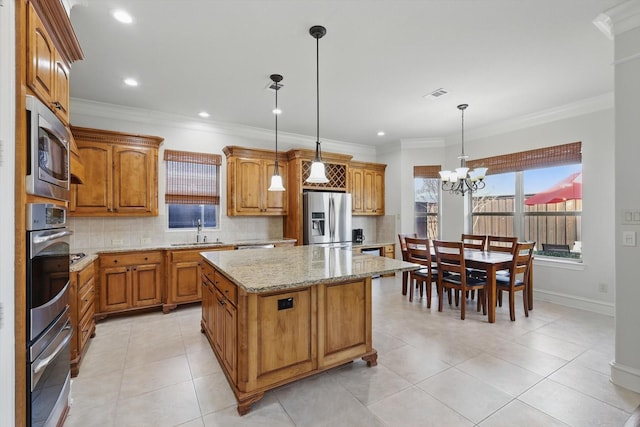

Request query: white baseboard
[
  {"left": 611, "top": 361, "right": 640, "bottom": 394},
  {"left": 533, "top": 289, "right": 614, "bottom": 316}
]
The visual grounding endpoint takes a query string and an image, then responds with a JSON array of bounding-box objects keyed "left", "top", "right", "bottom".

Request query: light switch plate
[{"left": 623, "top": 231, "right": 636, "bottom": 247}]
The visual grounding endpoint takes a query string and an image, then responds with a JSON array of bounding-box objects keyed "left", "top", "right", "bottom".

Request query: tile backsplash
[
  {"left": 68, "top": 214, "right": 284, "bottom": 251},
  {"left": 68, "top": 214, "right": 394, "bottom": 252}
]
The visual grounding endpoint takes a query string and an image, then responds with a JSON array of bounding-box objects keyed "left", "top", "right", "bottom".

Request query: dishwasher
[{"left": 360, "top": 247, "right": 383, "bottom": 278}]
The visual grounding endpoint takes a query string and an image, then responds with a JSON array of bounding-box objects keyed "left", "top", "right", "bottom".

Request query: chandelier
[{"left": 439, "top": 104, "right": 487, "bottom": 195}]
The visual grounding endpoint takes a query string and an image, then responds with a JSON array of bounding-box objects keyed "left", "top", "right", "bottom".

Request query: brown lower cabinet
[
  {"left": 70, "top": 260, "right": 96, "bottom": 376},
  {"left": 97, "top": 251, "right": 163, "bottom": 318},
  {"left": 200, "top": 260, "right": 376, "bottom": 415},
  {"left": 163, "top": 246, "right": 235, "bottom": 313}
]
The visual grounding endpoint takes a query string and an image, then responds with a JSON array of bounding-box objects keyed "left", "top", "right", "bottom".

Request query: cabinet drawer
[
  {"left": 171, "top": 250, "right": 203, "bottom": 263},
  {"left": 78, "top": 262, "right": 94, "bottom": 286},
  {"left": 101, "top": 252, "right": 162, "bottom": 266},
  {"left": 201, "top": 261, "right": 215, "bottom": 284},
  {"left": 215, "top": 272, "right": 237, "bottom": 306},
  {"left": 78, "top": 282, "right": 95, "bottom": 318},
  {"left": 78, "top": 306, "right": 95, "bottom": 352}
]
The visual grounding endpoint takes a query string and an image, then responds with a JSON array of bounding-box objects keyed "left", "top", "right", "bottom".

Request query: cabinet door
[
  {"left": 100, "top": 265, "right": 131, "bottom": 312},
  {"left": 201, "top": 280, "right": 213, "bottom": 335},
  {"left": 222, "top": 302, "right": 237, "bottom": 382},
  {"left": 171, "top": 258, "right": 202, "bottom": 304},
  {"left": 263, "top": 159, "right": 288, "bottom": 214},
  {"left": 71, "top": 142, "right": 113, "bottom": 215},
  {"left": 235, "top": 158, "right": 263, "bottom": 214},
  {"left": 363, "top": 170, "right": 376, "bottom": 213},
  {"left": 53, "top": 53, "right": 70, "bottom": 123},
  {"left": 374, "top": 170, "right": 385, "bottom": 215},
  {"left": 212, "top": 288, "right": 225, "bottom": 355},
  {"left": 351, "top": 168, "right": 364, "bottom": 213},
  {"left": 113, "top": 146, "right": 156, "bottom": 214},
  {"left": 131, "top": 263, "right": 161, "bottom": 307},
  {"left": 317, "top": 279, "right": 371, "bottom": 368},
  {"left": 27, "top": 3, "right": 55, "bottom": 105}
]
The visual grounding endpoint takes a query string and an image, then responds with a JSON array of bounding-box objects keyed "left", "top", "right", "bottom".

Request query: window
[
  {"left": 469, "top": 142, "right": 582, "bottom": 259},
  {"left": 414, "top": 166, "right": 440, "bottom": 239},
  {"left": 164, "top": 150, "right": 221, "bottom": 229}
]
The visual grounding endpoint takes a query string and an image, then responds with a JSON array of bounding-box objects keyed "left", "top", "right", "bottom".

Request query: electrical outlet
[
  {"left": 140, "top": 237, "right": 151, "bottom": 245},
  {"left": 598, "top": 283, "right": 608, "bottom": 293},
  {"left": 111, "top": 239, "right": 124, "bottom": 246}
]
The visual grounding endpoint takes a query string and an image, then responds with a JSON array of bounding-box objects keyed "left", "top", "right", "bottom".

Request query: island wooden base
[
  {"left": 200, "top": 262, "right": 378, "bottom": 415},
  {"left": 201, "top": 318, "right": 378, "bottom": 415}
]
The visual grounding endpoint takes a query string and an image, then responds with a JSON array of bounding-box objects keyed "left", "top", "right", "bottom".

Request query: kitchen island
[{"left": 200, "top": 245, "right": 417, "bottom": 415}]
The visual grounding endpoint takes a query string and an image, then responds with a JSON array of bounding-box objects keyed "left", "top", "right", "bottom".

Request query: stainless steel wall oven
[{"left": 26, "top": 203, "right": 72, "bottom": 427}]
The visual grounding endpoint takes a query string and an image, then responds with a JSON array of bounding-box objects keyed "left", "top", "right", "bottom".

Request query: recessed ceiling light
[
  {"left": 272, "top": 108, "right": 282, "bottom": 115},
  {"left": 377, "top": 131, "right": 385, "bottom": 136},
  {"left": 113, "top": 10, "right": 133, "bottom": 24},
  {"left": 123, "top": 78, "right": 138, "bottom": 87},
  {"left": 198, "top": 111, "right": 210, "bottom": 118}
]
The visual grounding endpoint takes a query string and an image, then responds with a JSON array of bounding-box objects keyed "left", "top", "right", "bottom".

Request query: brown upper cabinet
[
  {"left": 26, "top": 1, "right": 82, "bottom": 125},
  {"left": 69, "top": 127, "right": 163, "bottom": 217},
  {"left": 349, "top": 161, "right": 386, "bottom": 215},
  {"left": 224, "top": 146, "right": 288, "bottom": 216}
]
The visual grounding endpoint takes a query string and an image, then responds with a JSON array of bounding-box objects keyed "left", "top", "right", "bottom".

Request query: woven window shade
[
  {"left": 164, "top": 150, "right": 221, "bottom": 205},
  {"left": 414, "top": 165, "right": 442, "bottom": 179},
  {"left": 467, "top": 142, "right": 581, "bottom": 175}
]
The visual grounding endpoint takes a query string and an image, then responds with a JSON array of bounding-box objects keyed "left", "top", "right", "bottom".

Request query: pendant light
[
  {"left": 268, "top": 74, "right": 285, "bottom": 192},
  {"left": 305, "top": 25, "right": 329, "bottom": 184}
]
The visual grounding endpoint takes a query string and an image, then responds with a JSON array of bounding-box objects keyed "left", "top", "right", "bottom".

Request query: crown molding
[
  {"left": 594, "top": 0, "right": 640, "bottom": 39},
  {"left": 464, "top": 92, "right": 614, "bottom": 142},
  {"left": 70, "top": 98, "right": 373, "bottom": 157}
]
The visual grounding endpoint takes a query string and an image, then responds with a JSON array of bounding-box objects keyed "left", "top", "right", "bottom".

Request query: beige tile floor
[{"left": 65, "top": 275, "right": 640, "bottom": 427}]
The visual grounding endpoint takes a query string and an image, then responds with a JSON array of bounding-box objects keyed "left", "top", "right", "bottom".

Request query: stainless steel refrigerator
[{"left": 303, "top": 192, "right": 352, "bottom": 247}]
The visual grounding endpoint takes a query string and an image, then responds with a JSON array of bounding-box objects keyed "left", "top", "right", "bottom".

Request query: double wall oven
[{"left": 26, "top": 203, "right": 72, "bottom": 427}]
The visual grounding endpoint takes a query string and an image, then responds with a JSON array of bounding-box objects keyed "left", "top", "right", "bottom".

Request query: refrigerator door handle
[{"left": 329, "top": 196, "right": 335, "bottom": 241}]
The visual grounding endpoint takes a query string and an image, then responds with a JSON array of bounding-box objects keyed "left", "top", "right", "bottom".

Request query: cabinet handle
[
  {"left": 144, "top": 257, "right": 148, "bottom": 261},
  {"left": 126, "top": 267, "right": 130, "bottom": 271},
  {"left": 133, "top": 267, "right": 137, "bottom": 271},
  {"left": 52, "top": 101, "right": 62, "bottom": 110}
]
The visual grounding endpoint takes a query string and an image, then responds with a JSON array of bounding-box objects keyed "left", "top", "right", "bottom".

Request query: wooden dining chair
[
  {"left": 433, "top": 240, "right": 487, "bottom": 320},
  {"left": 405, "top": 237, "right": 438, "bottom": 306},
  {"left": 461, "top": 234, "right": 487, "bottom": 251},
  {"left": 487, "top": 236, "right": 518, "bottom": 253},
  {"left": 496, "top": 241, "right": 535, "bottom": 321},
  {"left": 487, "top": 236, "right": 518, "bottom": 277},
  {"left": 398, "top": 233, "right": 417, "bottom": 296},
  {"left": 461, "top": 234, "right": 488, "bottom": 299}
]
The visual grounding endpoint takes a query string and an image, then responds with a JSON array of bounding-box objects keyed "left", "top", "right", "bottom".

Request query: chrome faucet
[{"left": 196, "top": 219, "right": 202, "bottom": 243}]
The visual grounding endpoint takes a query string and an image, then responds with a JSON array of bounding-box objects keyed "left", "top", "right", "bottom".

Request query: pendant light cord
[
  {"left": 274, "top": 80, "right": 279, "bottom": 173},
  {"left": 315, "top": 35, "right": 321, "bottom": 161}
]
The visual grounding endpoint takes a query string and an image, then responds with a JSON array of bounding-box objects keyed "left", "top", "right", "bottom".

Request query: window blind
[
  {"left": 467, "top": 141, "right": 581, "bottom": 175},
  {"left": 413, "top": 165, "right": 442, "bottom": 179},
  {"left": 164, "top": 150, "right": 221, "bottom": 205}
]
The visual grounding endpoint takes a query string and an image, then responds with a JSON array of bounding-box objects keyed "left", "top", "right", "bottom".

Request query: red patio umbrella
[{"left": 525, "top": 172, "right": 582, "bottom": 205}]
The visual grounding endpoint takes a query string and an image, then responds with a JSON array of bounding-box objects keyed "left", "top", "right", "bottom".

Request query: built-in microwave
[{"left": 26, "top": 95, "right": 70, "bottom": 202}]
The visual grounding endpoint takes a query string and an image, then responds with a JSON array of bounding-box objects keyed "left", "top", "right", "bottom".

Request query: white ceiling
[{"left": 68, "top": 0, "right": 617, "bottom": 146}]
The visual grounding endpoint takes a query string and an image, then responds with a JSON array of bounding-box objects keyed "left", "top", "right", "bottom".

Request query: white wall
[
  {"left": 611, "top": 7, "right": 640, "bottom": 393},
  {"left": 0, "top": 1, "right": 16, "bottom": 425}
]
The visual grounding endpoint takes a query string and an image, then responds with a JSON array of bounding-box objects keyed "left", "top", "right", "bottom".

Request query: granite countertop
[
  {"left": 351, "top": 241, "right": 395, "bottom": 249},
  {"left": 200, "top": 245, "right": 418, "bottom": 293},
  {"left": 69, "top": 238, "right": 296, "bottom": 272}
]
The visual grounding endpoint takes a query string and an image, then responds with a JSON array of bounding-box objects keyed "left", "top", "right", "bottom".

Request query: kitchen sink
[{"left": 170, "top": 242, "right": 226, "bottom": 246}]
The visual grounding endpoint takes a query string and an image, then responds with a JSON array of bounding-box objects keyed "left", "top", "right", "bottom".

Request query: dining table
[{"left": 462, "top": 249, "right": 534, "bottom": 323}]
